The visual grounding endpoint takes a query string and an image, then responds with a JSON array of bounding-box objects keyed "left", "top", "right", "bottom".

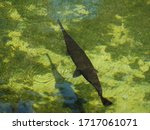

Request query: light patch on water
[
  {"left": 147, "top": 0, "right": 150, "bottom": 5},
  {"left": 9, "top": 9, "right": 22, "bottom": 21},
  {"left": 48, "top": 0, "right": 101, "bottom": 21},
  {"left": 26, "top": 4, "right": 47, "bottom": 16}
]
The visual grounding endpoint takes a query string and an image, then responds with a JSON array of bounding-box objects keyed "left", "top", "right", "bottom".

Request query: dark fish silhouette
[{"left": 57, "top": 20, "right": 112, "bottom": 106}]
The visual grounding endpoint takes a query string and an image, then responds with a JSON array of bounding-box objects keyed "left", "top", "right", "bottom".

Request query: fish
[{"left": 57, "top": 20, "right": 112, "bottom": 106}]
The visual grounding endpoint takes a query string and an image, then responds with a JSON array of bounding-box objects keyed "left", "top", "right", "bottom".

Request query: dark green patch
[
  {"left": 144, "top": 92, "right": 150, "bottom": 101},
  {"left": 114, "top": 72, "right": 126, "bottom": 81}
]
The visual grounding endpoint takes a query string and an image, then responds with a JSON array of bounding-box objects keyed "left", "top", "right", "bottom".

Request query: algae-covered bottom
[{"left": 0, "top": 0, "right": 150, "bottom": 112}]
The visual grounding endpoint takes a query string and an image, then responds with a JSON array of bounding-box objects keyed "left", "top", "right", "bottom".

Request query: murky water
[{"left": 0, "top": 0, "right": 150, "bottom": 112}]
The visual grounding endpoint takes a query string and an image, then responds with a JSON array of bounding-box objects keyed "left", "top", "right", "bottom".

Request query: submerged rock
[
  {"left": 18, "top": 100, "right": 34, "bottom": 113},
  {"left": 0, "top": 102, "right": 13, "bottom": 113}
]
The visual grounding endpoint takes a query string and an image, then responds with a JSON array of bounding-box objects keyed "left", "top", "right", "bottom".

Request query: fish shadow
[{"left": 46, "top": 54, "right": 86, "bottom": 113}]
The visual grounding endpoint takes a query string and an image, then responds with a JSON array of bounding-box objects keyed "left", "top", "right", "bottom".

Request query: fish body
[{"left": 58, "top": 20, "right": 112, "bottom": 106}]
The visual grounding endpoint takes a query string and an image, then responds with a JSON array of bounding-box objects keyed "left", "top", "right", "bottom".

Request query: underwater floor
[{"left": 0, "top": 0, "right": 150, "bottom": 112}]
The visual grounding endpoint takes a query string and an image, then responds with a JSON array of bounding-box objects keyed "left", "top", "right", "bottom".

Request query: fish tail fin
[
  {"left": 101, "top": 97, "right": 112, "bottom": 106},
  {"left": 57, "top": 19, "right": 64, "bottom": 31},
  {"left": 94, "top": 84, "right": 112, "bottom": 106}
]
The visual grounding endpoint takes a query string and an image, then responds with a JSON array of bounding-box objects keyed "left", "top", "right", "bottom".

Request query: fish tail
[
  {"left": 57, "top": 19, "right": 64, "bottom": 31},
  {"left": 94, "top": 84, "right": 112, "bottom": 106},
  {"left": 101, "top": 97, "right": 112, "bottom": 106}
]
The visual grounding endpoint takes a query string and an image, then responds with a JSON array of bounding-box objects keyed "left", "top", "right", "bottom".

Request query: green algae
[{"left": 0, "top": 0, "right": 150, "bottom": 113}]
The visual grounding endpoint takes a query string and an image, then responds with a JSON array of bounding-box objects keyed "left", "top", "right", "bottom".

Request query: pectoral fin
[{"left": 73, "top": 69, "right": 81, "bottom": 78}]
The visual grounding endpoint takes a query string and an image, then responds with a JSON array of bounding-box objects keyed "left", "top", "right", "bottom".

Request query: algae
[{"left": 0, "top": 0, "right": 150, "bottom": 113}]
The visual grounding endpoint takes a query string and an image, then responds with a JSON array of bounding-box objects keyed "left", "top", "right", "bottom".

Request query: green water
[{"left": 0, "top": 0, "right": 150, "bottom": 112}]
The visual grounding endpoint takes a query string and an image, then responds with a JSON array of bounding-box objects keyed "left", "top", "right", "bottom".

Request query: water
[{"left": 0, "top": 0, "right": 150, "bottom": 112}]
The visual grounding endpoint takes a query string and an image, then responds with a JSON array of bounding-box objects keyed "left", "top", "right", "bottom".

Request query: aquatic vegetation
[
  {"left": 49, "top": 0, "right": 99, "bottom": 21},
  {"left": 0, "top": 0, "right": 150, "bottom": 112}
]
